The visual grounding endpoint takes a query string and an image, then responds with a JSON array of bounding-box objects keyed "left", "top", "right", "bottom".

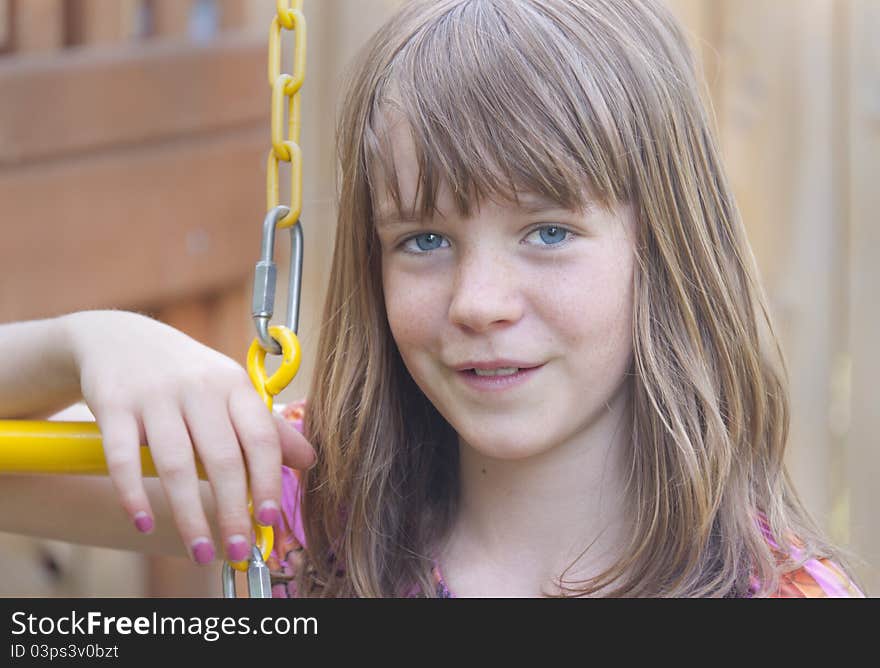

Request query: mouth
[
  {"left": 463, "top": 367, "right": 525, "bottom": 377},
  {"left": 455, "top": 364, "right": 545, "bottom": 391},
  {"left": 453, "top": 360, "right": 544, "bottom": 373}
]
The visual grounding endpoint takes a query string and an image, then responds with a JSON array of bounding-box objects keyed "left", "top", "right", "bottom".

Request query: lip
[
  {"left": 455, "top": 364, "right": 545, "bottom": 393},
  {"left": 453, "top": 359, "right": 542, "bottom": 371}
]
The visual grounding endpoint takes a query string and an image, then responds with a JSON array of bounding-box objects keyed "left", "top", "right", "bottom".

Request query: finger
[
  {"left": 273, "top": 412, "right": 317, "bottom": 471},
  {"left": 96, "top": 409, "right": 155, "bottom": 535},
  {"left": 182, "top": 393, "right": 253, "bottom": 563},
  {"left": 227, "top": 385, "right": 286, "bottom": 527},
  {"left": 141, "top": 401, "right": 215, "bottom": 565}
]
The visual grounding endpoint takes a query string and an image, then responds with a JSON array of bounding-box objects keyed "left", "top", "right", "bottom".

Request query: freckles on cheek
[
  {"left": 546, "top": 260, "right": 634, "bottom": 353},
  {"left": 383, "top": 278, "right": 436, "bottom": 349}
]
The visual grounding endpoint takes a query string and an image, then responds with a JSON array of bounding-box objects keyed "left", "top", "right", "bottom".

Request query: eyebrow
[
  {"left": 374, "top": 195, "right": 575, "bottom": 228},
  {"left": 374, "top": 209, "right": 427, "bottom": 228}
]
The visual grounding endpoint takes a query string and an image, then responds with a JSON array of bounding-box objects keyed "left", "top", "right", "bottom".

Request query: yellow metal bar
[
  {"left": 0, "top": 420, "right": 206, "bottom": 479},
  {"left": 0, "top": 419, "right": 272, "bottom": 566}
]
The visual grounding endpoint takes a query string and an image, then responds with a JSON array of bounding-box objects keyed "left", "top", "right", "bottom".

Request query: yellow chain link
[
  {"left": 267, "top": 0, "right": 307, "bottom": 229},
  {"left": 247, "top": 327, "right": 303, "bottom": 408}
]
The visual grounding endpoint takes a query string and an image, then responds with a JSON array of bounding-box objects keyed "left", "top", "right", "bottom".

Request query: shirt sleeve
[
  {"left": 768, "top": 557, "right": 866, "bottom": 598},
  {"left": 267, "top": 398, "right": 309, "bottom": 598},
  {"left": 751, "top": 513, "right": 866, "bottom": 598}
]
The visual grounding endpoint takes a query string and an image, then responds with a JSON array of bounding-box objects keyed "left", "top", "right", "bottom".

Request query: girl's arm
[
  {"left": 0, "top": 316, "right": 81, "bottom": 420},
  {"left": 0, "top": 311, "right": 315, "bottom": 563}
]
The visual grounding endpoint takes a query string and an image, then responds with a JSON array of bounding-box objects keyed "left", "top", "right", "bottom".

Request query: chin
[{"left": 458, "top": 429, "right": 553, "bottom": 462}]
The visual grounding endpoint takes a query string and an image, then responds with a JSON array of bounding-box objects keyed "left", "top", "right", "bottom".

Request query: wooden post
[
  {"left": 0, "top": 0, "right": 12, "bottom": 53},
  {"left": 11, "top": 0, "right": 63, "bottom": 53},
  {"left": 151, "top": 0, "right": 192, "bottom": 39},
  {"left": 65, "top": 0, "right": 140, "bottom": 47}
]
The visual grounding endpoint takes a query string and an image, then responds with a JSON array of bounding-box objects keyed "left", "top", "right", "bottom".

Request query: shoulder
[
  {"left": 761, "top": 556, "right": 865, "bottom": 598},
  {"left": 268, "top": 398, "right": 309, "bottom": 597},
  {"left": 751, "top": 514, "right": 865, "bottom": 598}
]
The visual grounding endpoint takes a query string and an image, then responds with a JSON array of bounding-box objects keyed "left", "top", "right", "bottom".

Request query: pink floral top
[{"left": 266, "top": 399, "right": 863, "bottom": 598}]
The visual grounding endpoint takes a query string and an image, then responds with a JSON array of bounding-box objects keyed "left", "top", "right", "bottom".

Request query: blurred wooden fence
[
  {"left": 0, "top": 0, "right": 269, "bottom": 598},
  {"left": 0, "top": 0, "right": 876, "bottom": 596},
  {"left": 667, "top": 0, "right": 879, "bottom": 595}
]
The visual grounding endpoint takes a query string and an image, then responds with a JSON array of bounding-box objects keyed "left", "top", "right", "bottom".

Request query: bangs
[{"left": 362, "top": 0, "right": 633, "bottom": 223}]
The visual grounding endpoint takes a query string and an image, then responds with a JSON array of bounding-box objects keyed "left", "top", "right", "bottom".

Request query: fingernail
[
  {"left": 308, "top": 451, "right": 318, "bottom": 470},
  {"left": 191, "top": 538, "right": 215, "bottom": 565},
  {"left": 256, "top": 501, "right": 280, "bottom": 527},
  {"left": 227, "top": 535, "right": 250, "bottom": 562},
  {"left": 134, "top": 512, "right": 153, "bottom": 534}
]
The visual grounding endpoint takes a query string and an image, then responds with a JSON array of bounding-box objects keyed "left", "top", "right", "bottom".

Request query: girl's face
[{"left": 375, "top": 124, "right": 636, "bottom": 462}]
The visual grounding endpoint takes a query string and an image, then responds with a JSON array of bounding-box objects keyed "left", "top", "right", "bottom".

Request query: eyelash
[{"left": 396, "top": 225, "right": 577, "bottom": 256}]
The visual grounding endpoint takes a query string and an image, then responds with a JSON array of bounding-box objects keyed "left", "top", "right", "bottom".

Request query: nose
[{"left": 447, "top": 248, "right": 524, "bottom": 332}]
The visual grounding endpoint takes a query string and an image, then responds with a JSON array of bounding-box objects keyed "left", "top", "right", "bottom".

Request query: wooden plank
[
  {"left": 210, "top": 281, "right": 253, "bottom": 365},
  {"left": 157, "top": 299, "right": 214, "bottom": 345},
  {"left": 11, "top": 0, "right": 63, "bottom": 52},
  {"left": 716, "top": 0, "right": 838, "bottom": 527},
  {"left": 0, "top": 127, "right": 266, "bottom": 321},
  {"left": 846, "top": 0, "right": 880, "bottom": 596},
  {"left": 65, "top": 0, "right": 139, "bottom": 46},
  {"left": 0, "top": 34, "right": 266, "bottom": 165}
]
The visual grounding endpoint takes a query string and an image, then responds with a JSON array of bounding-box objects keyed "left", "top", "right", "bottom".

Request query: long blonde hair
[{"left": 298, "top": 0, "right": 852, "bottom": 596}]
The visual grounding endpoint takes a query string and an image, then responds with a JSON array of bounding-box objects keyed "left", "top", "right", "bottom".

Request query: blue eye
[
  {"left": 532, "top": 226, "right": 569, "bottom": 245},
  {"left": 403, "top": 233, "right": 447, "bottom": 253},
  {"left": 398, "top": 225, "right": 573, "bottom": 255}
]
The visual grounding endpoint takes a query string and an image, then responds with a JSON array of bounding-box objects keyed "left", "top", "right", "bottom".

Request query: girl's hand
[{"left": 62, "top": 310, "right": 316, "bottom": 565}]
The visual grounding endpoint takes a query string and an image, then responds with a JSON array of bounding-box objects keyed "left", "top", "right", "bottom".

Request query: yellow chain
[
  {"left": 231, "top": 0, "right": 308, "bottom": 574},
  {"left": 267, "top": 0, "right": 307, "bottom": 229}
]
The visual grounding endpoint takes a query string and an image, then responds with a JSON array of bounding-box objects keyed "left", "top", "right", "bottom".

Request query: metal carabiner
[
  {"left": 252, "top": 205, "right": 303, "bottom": 354},
  {"left": 222, "top": 545, "right": 274, "bottom": 598}
]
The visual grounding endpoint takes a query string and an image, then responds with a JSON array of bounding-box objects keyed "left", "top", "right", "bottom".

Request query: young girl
[{"left": 0, "top": 0, "right": 866, "bottom": 597}]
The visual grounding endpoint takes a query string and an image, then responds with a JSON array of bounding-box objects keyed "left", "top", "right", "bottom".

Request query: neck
[{"left": 439, "top": 383, "right": 634, "bottom": 597}]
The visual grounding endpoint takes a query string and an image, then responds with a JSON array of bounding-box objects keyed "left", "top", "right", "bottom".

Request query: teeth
[{"left": 473, "top": 367, "right": 519, "bottom": 376}]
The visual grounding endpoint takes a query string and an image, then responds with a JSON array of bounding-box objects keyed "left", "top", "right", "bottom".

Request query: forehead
[
  {"left": 368, "top": 109, "right": 591, "bottom": 225},
  {"left": 368, "top": 112, "right": 420, "bottom": 201}
]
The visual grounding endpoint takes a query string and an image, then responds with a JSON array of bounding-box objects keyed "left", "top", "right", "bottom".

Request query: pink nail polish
[
  {"left": 134, "top": 512, "right": 153, "bottom": 534},
  {"left": 191, "top": 539, "right": 215, "bottom": 565},
  {"left": 227, "top": 536, "right": 250, "bottom": 562},
  {"left": 256, "top": 501, "right": 280, "bottom": 526}
]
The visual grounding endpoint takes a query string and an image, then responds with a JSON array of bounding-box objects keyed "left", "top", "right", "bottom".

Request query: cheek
[
  {"left": 382, "top": 266, "right": 439, "bottom": 354},
  {"left": 543, "top": 253, "right": 634, "bottom": 375}
]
